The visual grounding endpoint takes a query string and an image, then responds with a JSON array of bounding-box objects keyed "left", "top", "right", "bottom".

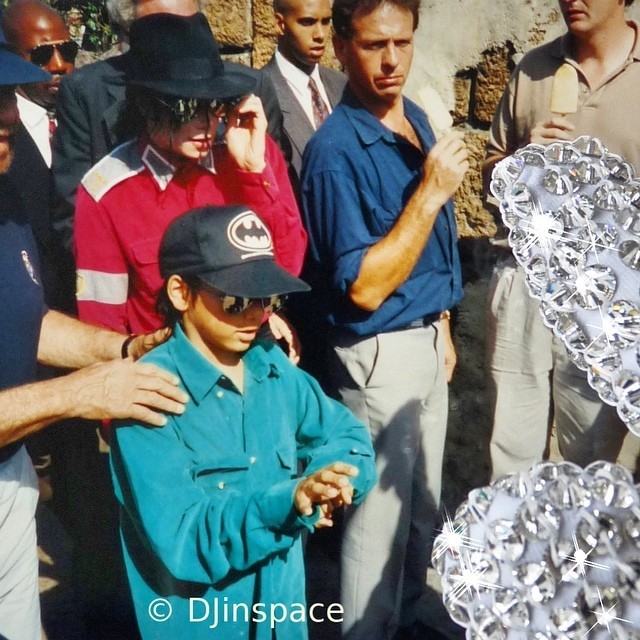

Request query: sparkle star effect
[
  {"left": 432, "top": 510, "right": 485, "bottom": 563},
  {"left": 434, "top": 461, "right": 640, "bottom": 638},
  {"left": 444, "top": 550, "right": 502, "bottom": 604},
  {"left": 584, "top": 588, "right": 633, "bottom": 638},
  {"left": 559, "top": 534, "right": 610, "bottom": 581}
]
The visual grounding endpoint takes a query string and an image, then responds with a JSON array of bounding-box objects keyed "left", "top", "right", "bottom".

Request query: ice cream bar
[
  {"left": 550, "top": 63, "right": 579, "bottom": 115},
  {"left": 417, "top": 85, "right": 453, "bottom": 139}
]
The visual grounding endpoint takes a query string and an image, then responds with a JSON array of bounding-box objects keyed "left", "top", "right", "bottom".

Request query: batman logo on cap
[{"left": 227, "top": 211, "right": 274, "bottom": 260}]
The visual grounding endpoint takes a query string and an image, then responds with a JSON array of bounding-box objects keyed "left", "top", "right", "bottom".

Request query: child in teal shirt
[{"left": 110, "top": 204, "right": 376, "bottom": 639}]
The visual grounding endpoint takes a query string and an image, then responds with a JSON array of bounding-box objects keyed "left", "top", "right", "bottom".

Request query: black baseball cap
[{"left": 159, "top": 205, "right": 310, "bottom": 298}]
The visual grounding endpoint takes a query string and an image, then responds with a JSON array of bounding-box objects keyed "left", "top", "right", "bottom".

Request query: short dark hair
[
  {"left": 332, "top": 0, "right": 420, "bottom": 39},
  {"left": 626, "top": 0, "right": 634, "bottom": 6},
  {"left": 156, "top": 275, "right": 203, "bottom": 327}
]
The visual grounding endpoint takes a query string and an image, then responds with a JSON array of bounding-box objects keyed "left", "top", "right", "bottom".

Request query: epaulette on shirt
[{"left": 81, "top": 140, "right": 145, "bottom": 202}]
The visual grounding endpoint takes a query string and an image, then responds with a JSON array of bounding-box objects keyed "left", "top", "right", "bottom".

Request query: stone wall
[
  {"left": 205, "top": 0, "right": 640, "bottom": 240},
  {"left": 205, "top": 0, "right": 640, "bottom": 503}
]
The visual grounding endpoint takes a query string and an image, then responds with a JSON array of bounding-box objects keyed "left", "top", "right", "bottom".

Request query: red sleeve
[
  {"left": 228, "top": 136, "right": 308, "bottom": 276},
  {"left": 73, "top": 186, "right": 130, "bottom": 333}
]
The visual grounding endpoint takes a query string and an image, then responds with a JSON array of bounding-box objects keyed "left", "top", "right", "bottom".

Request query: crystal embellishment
[{"left": 490, "top": 136, "right": 640, "bottom": 440}]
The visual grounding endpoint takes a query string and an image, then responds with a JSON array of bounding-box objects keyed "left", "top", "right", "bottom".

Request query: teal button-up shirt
[{"left": 110, "top": 325, "right": 376, "bottom": 639}]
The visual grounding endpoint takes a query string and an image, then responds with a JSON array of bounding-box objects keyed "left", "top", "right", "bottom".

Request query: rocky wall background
[
  {"left": 205, "top": 0, "right": 640, "bottom": 235},
  {"left": 204, "top": 0, "right": 640, "bottom": 506}
]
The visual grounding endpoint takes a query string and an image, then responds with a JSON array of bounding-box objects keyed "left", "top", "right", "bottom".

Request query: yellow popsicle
[
  {"left": 550, "top": 63, "right": 579, "bottom": 115},
  {"left": 417, "top": 85, "right": 453, "bottom": 140}
]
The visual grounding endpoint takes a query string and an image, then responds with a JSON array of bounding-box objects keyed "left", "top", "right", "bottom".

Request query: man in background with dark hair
[
  {"left": 2, "top": 0, "right": 77, "bottom": 312},
  {"left": 261, "top": 0, "right": 346, "bottom": 191},
  {"left": 484, "top": 0, "right": 640, "bottom": 480},
  {"left": 301, "top": 0, "right": 468, "bottom": 637}
]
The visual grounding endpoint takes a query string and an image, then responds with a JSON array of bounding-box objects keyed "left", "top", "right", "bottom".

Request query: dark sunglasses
[
  {"left": 154, "top": 94, "right": 244, "bottom": 126},
  {"left": 29, "top": 40, "right": 79, "bottom": 67},
  {"left": 202, "top": 284, "right": 285, "bottom": 316}
]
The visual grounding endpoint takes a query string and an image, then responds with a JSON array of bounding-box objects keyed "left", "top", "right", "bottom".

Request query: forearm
[
  {"left": 233, "top": 143, "right": 307, "bottom": 276},
  {"left": 112, "top": 427, "right": 311, "bottom": 585},
  {"left": 482, "top": 151, "right": 506, "bottom": 187},
  {"left": 0, "top": 375, "right": 85, "bottom": 447},
  {"left": 349, "top": 181, "right": 442, "bottom": 311},
  {"left": 349, "top": 131, "right": 468, "bottom": 311},
  {"left": 37, "top": 310, "right": 124, "bottom": 369}
]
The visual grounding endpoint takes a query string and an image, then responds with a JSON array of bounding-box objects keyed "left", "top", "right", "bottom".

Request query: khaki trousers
[
  {"left": 487, "top": 264, "right": 629, "bottom": 478},
  {"left": 327, "top": 324, "right": 448, "bottom": 640}
]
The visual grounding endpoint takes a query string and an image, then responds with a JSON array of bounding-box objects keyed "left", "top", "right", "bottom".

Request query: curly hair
[{"left": 115, "top": 85, "right": 196, "bottom": 141}]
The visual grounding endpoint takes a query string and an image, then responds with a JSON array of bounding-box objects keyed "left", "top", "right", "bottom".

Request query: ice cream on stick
[
  {"left": 417, "top": 85, "right": 453, "bottom": 140},
  {"left": 550, "top": 63, "right": 579, "bottom": 115}
]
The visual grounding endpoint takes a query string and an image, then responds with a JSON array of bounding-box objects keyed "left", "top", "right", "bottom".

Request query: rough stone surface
[
  {"left": 473, "top": 45, "right": 512, "bottom": 126},
  {"left": 252, "top": 0, "right": 276, "bottom": 67},
  {"left": 453, "top": 74, "right": 471, "bottom": 123},
  {"left": 204, "top": 0, "right": 252, "bottom": 48},
  {"left": 455, "top": 129, "right": 496, "bottom": 239},
  {"left": 444, "top": 276, "right": 493, "bottom": 509},
  {"left": 222, "top": 51, "right": 253, "bottom": 67}
]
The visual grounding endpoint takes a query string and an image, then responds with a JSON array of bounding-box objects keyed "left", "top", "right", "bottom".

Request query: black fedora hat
[
  {"left": 128, "top": 13, "right": 255, "bottom": 100},
  {"left": 0, "top": 22, "right": 50, "bottom": 86}
]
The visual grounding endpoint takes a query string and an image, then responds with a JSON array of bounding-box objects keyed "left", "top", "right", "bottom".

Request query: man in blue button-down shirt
[{"left": 300, "top": 0, "right": 468, "bottom": 637}]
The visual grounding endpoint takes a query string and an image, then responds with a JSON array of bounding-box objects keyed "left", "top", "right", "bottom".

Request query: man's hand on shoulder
[
  {"left": 125, "top": 327, "right": 173, "bottom": 361},
  {"left": 62, "top": 359, "right": 188, "bottom": 426}
]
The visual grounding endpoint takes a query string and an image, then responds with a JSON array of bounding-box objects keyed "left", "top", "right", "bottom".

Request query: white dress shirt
[
  {"left": 16, "top": 93, "right": 52, "bottom": 168},
  {"left": 274, "top": 49, "right": 332, "bottom": 130}
]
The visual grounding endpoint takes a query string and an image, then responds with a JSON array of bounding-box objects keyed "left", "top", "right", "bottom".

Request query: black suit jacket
[
  {"left": 51, "top": 52, "right": 286, "bottom": 252},
  {"left": 8, "top": 123, "right": 75, "bottom": 313},
  {"left": 261, "top": 56, "right": 346, "bottom": 183}
]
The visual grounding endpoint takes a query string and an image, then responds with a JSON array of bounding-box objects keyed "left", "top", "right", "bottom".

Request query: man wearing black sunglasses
[
  {"left": 1, "top": 0, "right": 78, "bottom": 313},
  {"left": 1, "top": 2, "right": 76, "bottom": 306},
  {"left": 2, "top": 0, "right": 76, "bottom": 116}
]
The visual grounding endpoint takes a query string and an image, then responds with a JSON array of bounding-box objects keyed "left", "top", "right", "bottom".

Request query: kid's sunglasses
[{"left": 203, "top": 284, "right": 286, "bottom": 316}]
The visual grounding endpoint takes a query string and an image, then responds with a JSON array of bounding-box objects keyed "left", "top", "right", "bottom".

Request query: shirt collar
[
  {"left": 168, "top": 324, "right": 282, "bottom": 403},
  {"left": 341, "top": 86, "right": 435, "bottom": 149},
  {"left": 15, "top": 93, "right": 48, "bottom": 129},
  {"left": 140, "top": 142, "right": 217, "bottom": 192},
  {"left": 275, "top": 48, "right": 320, "bottom": 93},
  {"left": 557, "top": 20, "right": 640, "bottom": 63}
]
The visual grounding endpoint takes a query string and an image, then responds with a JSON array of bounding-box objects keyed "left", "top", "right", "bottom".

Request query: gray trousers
[
  {"left": 327, "top": 324, "right": 448, "bottom": 640},
  {"left": 487, "top": 264, "right": 631, "bottom": 478}
]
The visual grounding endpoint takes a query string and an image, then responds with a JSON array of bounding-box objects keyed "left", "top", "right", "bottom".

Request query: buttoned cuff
[
  {"left": 236, "top": 164, "right": 280, "bottom": 204},
  {"left": 258, "top": 478, "right": 319, "bottom": 533}
]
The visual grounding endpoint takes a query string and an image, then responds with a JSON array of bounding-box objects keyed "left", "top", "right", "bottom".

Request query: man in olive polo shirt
[{"left": 484, "top": 0, "right": 640, "bottom": 478}]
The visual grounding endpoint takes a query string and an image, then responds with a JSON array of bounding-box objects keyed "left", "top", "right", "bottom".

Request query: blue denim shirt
[
  {"left": 301, "top": 89, "right": 463, "bottom": 337},
  {"left": 110, "top": 325, "right": 376, "bottom": 639}
]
